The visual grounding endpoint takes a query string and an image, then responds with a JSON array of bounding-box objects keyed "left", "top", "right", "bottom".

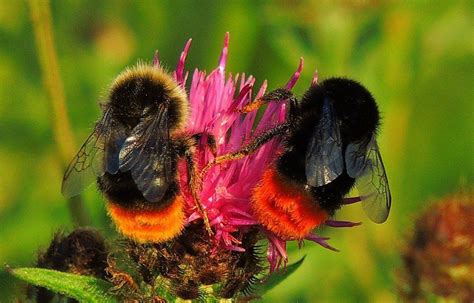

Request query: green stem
[
  {"left": 28, "top": 0, "right": 89, "bottom": 226},
  {"left": 67, "top": 196, "right": 90, "bottom": 227}
]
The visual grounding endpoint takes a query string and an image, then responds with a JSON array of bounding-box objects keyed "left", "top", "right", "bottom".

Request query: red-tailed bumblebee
[
  {"left": 204, "top": 78, "right": 391, "bottom": 240},
  {"left": 62, "top": 63, "right": 211, "bottom": 243}
]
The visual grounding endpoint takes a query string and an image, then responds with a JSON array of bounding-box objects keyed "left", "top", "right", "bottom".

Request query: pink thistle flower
[
  {"left": 178, "top": 33, "right": 290, "bottom": 251},
  {"left": 156, "top": 33, "right": 361, "bottom": 270}
]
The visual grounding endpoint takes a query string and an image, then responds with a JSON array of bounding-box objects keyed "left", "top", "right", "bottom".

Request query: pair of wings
[
  {"left": 61, "top": 106, "right": 174, "bottom": 203},
  {"left": 305, "top": 98, "right": 391, "bottom": 223}
]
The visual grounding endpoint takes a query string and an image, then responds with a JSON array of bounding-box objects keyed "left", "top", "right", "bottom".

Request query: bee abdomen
[
  {"left": 251, "top": 168, "right": 329, "bottom": 240},
  {"left": 107, "top": 195, "right": 185, "bottom": 243}
]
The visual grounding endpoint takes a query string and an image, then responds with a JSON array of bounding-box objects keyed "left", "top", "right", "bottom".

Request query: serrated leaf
[
  {"left": 8, "top": 267, "right": 117, "bottom": 303},
  {"left": 254, "top": 256, "right": 305, "bottom": 296}
]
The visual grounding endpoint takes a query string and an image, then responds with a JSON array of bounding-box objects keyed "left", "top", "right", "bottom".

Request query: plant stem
[{"left": 28, "top": 0, "right": 89, "bottom": 226}]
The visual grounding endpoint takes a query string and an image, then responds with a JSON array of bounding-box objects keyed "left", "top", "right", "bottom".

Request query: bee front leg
[
  {"left": 239, "top": 88, "right": 297, "bottom": 115},
  {"left": 200, "top": 122, "right": 291, "bottom": 180}
]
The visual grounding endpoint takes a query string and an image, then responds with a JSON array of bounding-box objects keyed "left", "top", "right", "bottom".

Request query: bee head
[{"left": 108, "top": 64, "right": 189, "bottom": 130}]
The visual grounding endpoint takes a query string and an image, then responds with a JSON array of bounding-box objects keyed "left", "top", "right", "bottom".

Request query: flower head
[{"left": 398, "top": 190, "right": 474, "bottom": 302}]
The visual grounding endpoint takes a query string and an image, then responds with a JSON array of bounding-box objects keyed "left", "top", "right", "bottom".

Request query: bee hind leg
[{"left": 183, "top": 143, "right": 214, "bottom": 237}]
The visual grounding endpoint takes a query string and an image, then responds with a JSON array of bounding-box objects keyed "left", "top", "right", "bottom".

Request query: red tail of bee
[
  {"left": 107, "top": 195, "right": 185, "bottom": 243},
  {"left": 251, "top": 168, "right": 329, "bottom": 240}
]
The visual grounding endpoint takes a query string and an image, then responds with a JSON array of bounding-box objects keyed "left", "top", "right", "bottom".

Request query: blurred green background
[{"left": 0, "top": 0, "right": 472, "bottom": 302}]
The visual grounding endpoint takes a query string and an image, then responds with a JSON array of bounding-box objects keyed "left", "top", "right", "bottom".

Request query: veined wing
[
  {"left": 306, "top": 97, "right": 344, "bottom": 187},
  {"left": 119, "top": 106, "right": 174, "bottom": 202},
  {"left": 354, "top": 136, "right": 391, "bottom": 223},
  {"left": 61, "top": 108, "right": 125, "bottom": 197}
]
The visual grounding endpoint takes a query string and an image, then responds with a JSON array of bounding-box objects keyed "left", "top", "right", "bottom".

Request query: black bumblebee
[
  {"left": 62, "top": 63, "right": 211, "bottom": 243},
  {"left": 203, "top": 78, "right": 391, "bottom": 239}
]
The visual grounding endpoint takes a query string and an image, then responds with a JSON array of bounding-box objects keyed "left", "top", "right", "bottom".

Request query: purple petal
[
  {"left": 218, "top": 32, "right": 230, "bottom": 71},
  {"left": 266, "top": 231, "right": 288, "bottom": 272},
  {"left": 153, "top": 50, "right": 160, "bottom": 67},
  {"left": 286, "top": 57, "right": 304, "bottom": 90},
  {"left": 225, "top": 207, "right": 254, "bottom": 218},
  {"left": 174, "top": 38, "right": 192, "bottom": 85},
  {"left": 343, "top": 196, "right": 362, "bottom": 204},
  {"left": 227, "top": 218, "right": 258, "bottom": 226},
  {"left": 312, "top": 69, "right": 319, "bottom": 86},
  {"left": 186, "top": 211, "right": 201, "bottom": 223},
  {"left": 325, "top": 220, "right": 362, "bottom": 228},
  {"left": 210, "top": 215, "right": 224, "bottom": 226},
  {"left": 305, "top": 234, "right": 339, "bottom": 252},
  {"left": 226, "top": 245, "right": 246, "bottom": 252}
]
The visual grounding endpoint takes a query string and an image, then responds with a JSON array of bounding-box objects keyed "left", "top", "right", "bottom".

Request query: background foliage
[{"left": 0, "top": 1, "right": 472, "bottom": 301}]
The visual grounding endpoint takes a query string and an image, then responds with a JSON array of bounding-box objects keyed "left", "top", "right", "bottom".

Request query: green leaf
[
  {"left": 254, "top": 256, "right": 306, "bottom": 296},
  {"left": 8, "top": 267, "right": 117, "bottom": 303}
]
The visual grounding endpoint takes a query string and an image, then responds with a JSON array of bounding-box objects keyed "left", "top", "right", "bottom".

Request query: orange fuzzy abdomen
[
  {"left": 251, "top": 168, "right": 328, "bottom": 240},
  {"left": 107, "top": 195, "right": 185, "bottom": 243}
]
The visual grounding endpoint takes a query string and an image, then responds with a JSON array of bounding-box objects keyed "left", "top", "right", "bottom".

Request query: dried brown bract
[
  {"left": 125, "top": 223, "right": 264, "bottom": 300},
  {"left": 398, "top": 190, "right": 474, "bottom": 302},
  {"left": 31, "top": 228, "right": 108, "bottom": 302}
]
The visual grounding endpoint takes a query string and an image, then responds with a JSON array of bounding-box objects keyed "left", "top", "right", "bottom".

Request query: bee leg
[
  {"left": 239, "top": 88, "right": 295, "bottom": 113},
  {"left": 106, "top": 256, "right": 141, "bottom": 297},
  {"left": 200, "top": 122, "right": 290, "bottom": 179},
  {"left": 287, "top": 96, "right": 299, "bottom": 121},
  {"left": 238, "top": 98, "right": 265, "bottom": 113},
  {"left": 184, "top": 145, "right": 214, "bottom": 237}
]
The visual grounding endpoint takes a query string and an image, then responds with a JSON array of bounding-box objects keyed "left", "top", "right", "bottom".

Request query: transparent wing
[
  {"left": 119, "top": 106, "right": 173, "bottom": 202},
  {"left": 355, "top": 136, "right": 392, "bottom": 223},
  {"left": 345, "top": 137, "right": 371, "bottom": 178},
  {"left": 104, "top": 133, "right": 126, "bottom": 175},
  {"left": 61, "top": 109, "right": 123, "bottom": 198},
  {"left": 305, "top": 97, "right": 344, "bottom": 187}
]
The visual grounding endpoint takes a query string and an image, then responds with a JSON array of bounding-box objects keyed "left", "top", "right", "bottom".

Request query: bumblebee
[
  {"left": 62, "top": 63, "right": 211, "bottom": 243},
  {"left": 203, "top": 78, "right": 391, "bottom": 240}
]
